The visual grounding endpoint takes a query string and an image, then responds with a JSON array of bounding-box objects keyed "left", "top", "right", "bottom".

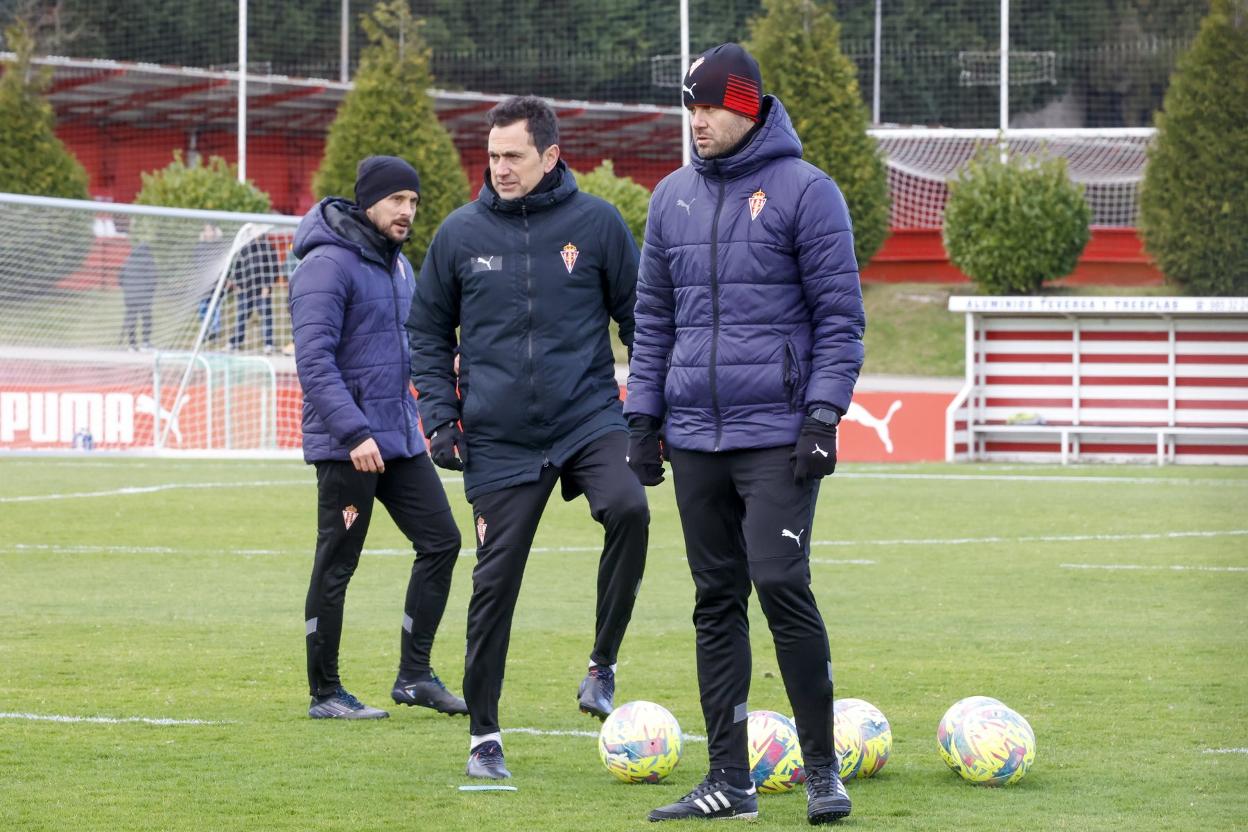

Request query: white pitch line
[
  {"left": 2, "top": 470, "right": 1238, "bottom": 504},
  {"left": 0, "top": 477, "right": 463, "bottom": 503},
  {"left": 1203, "top": 748, "right": 1248, "bottom": 754},
  {"left": 0, "top": 711, "right": 226, "bottom": 726},
  {"left": 840, "top": 472, "right": 1246, "bottom": 487},
  {"left": 10, "top": 543, "right": 176, "bottom": 554},
  {"left": 812, "top": 529, "right": 1248, "bottom": 548},
  {"left": 811, "top": 558, "right": 877, "bottom": 565},
  {"left": 0, "top": 480, "right": 307, "bottom": 503},
  {"left": 504, "top": 726, "right": 706, "bottom": 743},
  {"left": 1061, "top": 563, "right": 1248, "bottom": 573},
  {"left": 7, "top": 530, "right": 1246, "bottom": 559}
]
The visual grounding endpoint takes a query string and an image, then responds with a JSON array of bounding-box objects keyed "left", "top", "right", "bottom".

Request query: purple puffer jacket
[
  {"left": 625, "top": 96, "right": 865, "bottom": 452},
  {"left": 289, "top": 197, "right": 424, "bottom": 463}
]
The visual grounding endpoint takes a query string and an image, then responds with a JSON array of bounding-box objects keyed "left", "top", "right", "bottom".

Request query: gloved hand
[
  {"left": 791, "top": 416, "right": 838, "bottom": 484},
  {"left": 429, "top": 422, "right": 468, "bottom": 471},
  {"left": 627, "top": 414, "right": 665, "bottom": 486}
]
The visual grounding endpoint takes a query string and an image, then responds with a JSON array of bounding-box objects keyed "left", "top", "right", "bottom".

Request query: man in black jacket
[{"left": 407, "top": 95, "right": 648, "bottom": 780}]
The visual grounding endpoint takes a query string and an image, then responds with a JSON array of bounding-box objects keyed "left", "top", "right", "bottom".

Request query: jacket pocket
[
  {"left": 783, "top": 340, "right": 801, "bottom": 412},
  {"left": 456, "top": 354, "right": 472, "bottom": 424}
]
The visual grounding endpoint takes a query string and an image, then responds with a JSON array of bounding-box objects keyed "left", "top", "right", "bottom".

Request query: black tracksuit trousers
[
  {"left": 463, "top": 431, "right": 649, "bottom": 736},
  {"left": 305, "top": 453, "right": 462, "bottom": 697},
  {"left": 670, "top": 445, "right": 836, "bottom": 770}
]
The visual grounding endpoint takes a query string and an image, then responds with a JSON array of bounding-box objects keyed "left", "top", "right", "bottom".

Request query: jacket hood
[
  {"left": 293, "top": 197, "right": 399, "bottom": 266},
  {"left": 692, "top": 96, "right": 803, "bottom": 181},
  {"left": 477, "top": 159, "right": 580, "bottom": 215}
]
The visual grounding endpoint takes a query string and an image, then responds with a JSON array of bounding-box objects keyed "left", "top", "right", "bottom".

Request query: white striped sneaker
[{"left": 648, "top": 776, "right": 758, "bottom": 822}]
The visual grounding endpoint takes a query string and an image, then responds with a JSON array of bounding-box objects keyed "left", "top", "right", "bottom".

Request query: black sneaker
[
  {"left": 577, "top": 664, "right": 615, "bottom": 719},
  {"left": 465, "top": 740, "right": 511, "bottom": 779},
  {"left": 307, "top": 686, "right": 390, "bottom": 720},
  {"left": 391, "top": 673, "right": 468, "bottom": 715},
  {"left": 648, "top": 776, "right": 758, "bottom": 822},
  {"left": 805, "top": 764, "right": 851, "bottom": 824}
]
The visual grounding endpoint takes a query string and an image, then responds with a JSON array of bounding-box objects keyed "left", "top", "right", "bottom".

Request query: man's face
[
  {"left": 365, "top": 190, "right": 419, "bottom": 243},
  {"left": 689, "top": 105, "right": 755, "bottom": 159},
  {"left": 488, "top": 120, "right": 558, "bottom": 199}
]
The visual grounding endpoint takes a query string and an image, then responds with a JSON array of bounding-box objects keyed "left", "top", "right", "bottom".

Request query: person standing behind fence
[
  {"left": 192, "top": 224, "right": 228, "bottom": 343},
  {"left": 408, "top": 95, "right": 649, "bottom": 780},
  {"left": 627, "top": 43, "right": 865, "bottom": 824},
  {"left": 289, "top": 155, "right": 467, "bottom": 720},
  {"left": 228, "top": 234, "right": 280, "bottom": 353},
  {"left": 118, "top": 239, "right": 158, "bottom": 350}
]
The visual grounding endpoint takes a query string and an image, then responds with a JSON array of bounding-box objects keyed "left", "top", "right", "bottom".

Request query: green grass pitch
[{"left": 1, "top": 457, "right": 1245, "bottom": 831}]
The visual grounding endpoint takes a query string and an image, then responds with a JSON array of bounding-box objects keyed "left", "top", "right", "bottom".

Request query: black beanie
[
  {"left": 681, "top": 43, "right": 763, "bottom": 121},
  {"left": 354, "top": 156, "right": 421, "bottom": 210}
]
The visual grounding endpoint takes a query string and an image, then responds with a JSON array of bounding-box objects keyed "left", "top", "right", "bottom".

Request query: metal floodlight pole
[
  {"left": 238, "top": 0, "right": 248, "bottom": 182},
  {"left": 999, "top": 0, "right": 1009, "bottom": 133},
  {"left": 340, "top": 0, "right": 350, "bottom": 83},
  {"left": 872, "top": 0, "right": 882, "bottom": 125},
  {"left": 680, "top": 0, "right": 690, "bottom": 167}
]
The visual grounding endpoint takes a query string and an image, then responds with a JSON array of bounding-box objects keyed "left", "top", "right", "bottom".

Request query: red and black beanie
[{"left": 681, "top": 43, "right": 763, "bottom": 121}]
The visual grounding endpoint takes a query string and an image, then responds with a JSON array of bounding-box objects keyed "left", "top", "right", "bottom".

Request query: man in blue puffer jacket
[
  {"left": 290, "top": 156, "right": 467, "bottom": 721},
  {"left": 626, "top": 45, "right": 865, "bottom": 824}
]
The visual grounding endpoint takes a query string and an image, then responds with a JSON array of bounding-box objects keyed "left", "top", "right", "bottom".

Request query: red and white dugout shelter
[{"left": 945, "top": 296, "right": 1248, "bottom": 465}]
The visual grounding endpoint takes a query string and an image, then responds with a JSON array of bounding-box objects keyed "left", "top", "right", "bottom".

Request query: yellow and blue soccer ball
[
  {"left": 598, "top": 700, "right": 683, "bottom": 783},
  {"left": 937, "top": 697, "right": 1036, "bottom": 786},
  {"left": 936, "top": 696, "right": 1004, "bottom": 768},
  {"left": 833, "top": 698, "right": 892, "bottom": 779},
  {"left": 747, "top": 710, "right": 806, "bottom": 793}
]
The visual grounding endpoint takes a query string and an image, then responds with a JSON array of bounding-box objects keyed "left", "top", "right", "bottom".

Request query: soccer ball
[
  {"left": 937, "top": 697, "right": 1036, "bottom": 786},
  {"left": 598, "top": 700, "right": 683, "bottom": 783},
  {"left": 833, "top": 698, "right": 892, "bottom": 779},
  {"left": 936, "top": 696, "right": 1004, "bottom": 768},
  {"left": 747, "top": 710, "right": 805, "bottom": 793}
]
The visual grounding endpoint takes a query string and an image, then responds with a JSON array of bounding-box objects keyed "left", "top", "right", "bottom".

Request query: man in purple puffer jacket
[
  {"left": 290, "top": 156, "right": 466, "bottom": 721},
  {"left": 626, "top": 45, "right": 865, "bottom": 825}
]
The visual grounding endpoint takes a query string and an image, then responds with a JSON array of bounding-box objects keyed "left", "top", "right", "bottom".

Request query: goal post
[
  {"left": 868, "top": 127, "right": 1156, "bottom": 229},
  {"left": 0, "top": 192, "right": 303, "bottom": 456}
]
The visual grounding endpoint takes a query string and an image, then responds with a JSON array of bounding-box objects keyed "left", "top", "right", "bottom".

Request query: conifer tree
[
  {"left": 313, "top": 0, "right": 469, "bottom": 264},
  {"left": 747, "top": 0, "right": 890, "bottom": 268},
  {"left": 0, "top": 20, "right": 91, "bottom": 298},
  {"left": 1139, "top": 0, "right": 1247, "bottom": 295},
  {"left": 0, "top": 20, "right": 89, "bottom": 199}
]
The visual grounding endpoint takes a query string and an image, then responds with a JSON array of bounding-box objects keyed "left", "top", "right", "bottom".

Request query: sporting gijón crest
[
  {"left": 748, "top": 189, "right": 767, "bottom": 221},
  {"left": 476, "top": 515, "right": 488, "bottom": 545},
  {"left": 561, "top": 242, "right": 579, "bottom": 274},
  {"left": 342, "top": 504, "right": 359, "bottom": 530}
]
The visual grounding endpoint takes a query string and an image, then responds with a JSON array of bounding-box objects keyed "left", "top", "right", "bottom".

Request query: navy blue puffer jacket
[
  {"left": 289, "top": 198, "right": 425, "bottom": 463},
  {"left": 625, "top": 96, "right": 865, "bottom": 452}
]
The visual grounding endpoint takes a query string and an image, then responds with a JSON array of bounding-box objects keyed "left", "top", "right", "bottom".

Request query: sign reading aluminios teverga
[{"left": 947, "top": 296, "right": 1248, "bottom": 315}]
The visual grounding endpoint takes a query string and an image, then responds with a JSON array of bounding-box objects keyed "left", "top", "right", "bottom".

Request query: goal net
[
  {"left": 0, "top": 193, "right": 302, "bottom": 455},
  {"left": 869, "top": 127, "right": 1156, "bottom": 228}
]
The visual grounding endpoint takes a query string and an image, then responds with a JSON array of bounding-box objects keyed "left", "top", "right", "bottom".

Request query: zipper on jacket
[
  {"left": 709, "top": 180, "right": 726, "bottom": 451},
  {"left": 391, "top": 260, "right": 416, "bottom": 450},
  {"left": 523, "top": 205, "right": 539, "bottom": 424}
]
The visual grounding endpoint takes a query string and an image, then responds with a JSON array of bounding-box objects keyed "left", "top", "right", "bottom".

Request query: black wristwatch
[{"left": 808, "top": 407, "right": 841, "bottom": 427}]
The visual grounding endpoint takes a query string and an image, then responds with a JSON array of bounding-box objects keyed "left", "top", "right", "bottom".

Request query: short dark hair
[{"left": 486, "top": 95, "right": 559, "bottom": 154}]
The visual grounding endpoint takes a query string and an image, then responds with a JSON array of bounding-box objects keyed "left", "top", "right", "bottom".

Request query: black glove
[
  {"left": 428, "top": 421, "right": 467, "bottom": 471},
  {"left": 791, "top": 416, "right": 838, "bottom": 484},
  {"left": 627, "top": 414, "right": 665, "bottom": 486}
]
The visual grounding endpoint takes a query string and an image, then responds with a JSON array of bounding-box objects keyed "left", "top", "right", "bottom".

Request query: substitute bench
[{"left": 944, "top": 296, "right": 1248, "bottom": 465}]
